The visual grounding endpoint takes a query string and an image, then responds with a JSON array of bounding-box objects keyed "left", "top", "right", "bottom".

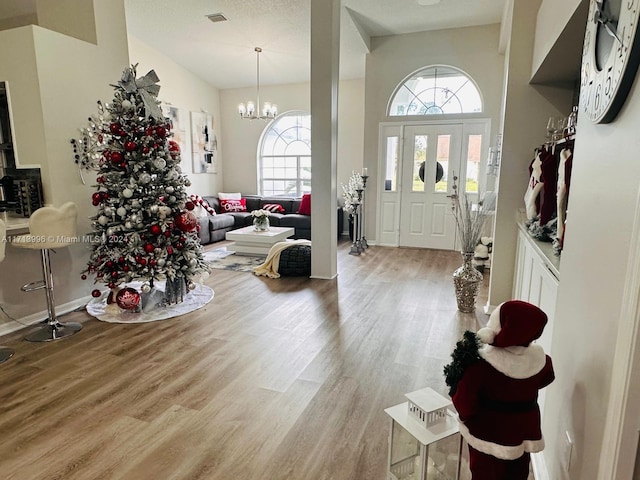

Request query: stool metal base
[
  {"left": 25, "top": 321, "right": 82, "bottom": 342},
  {"left": 0, "top": 347, "right": 15, "bottom": 364}
]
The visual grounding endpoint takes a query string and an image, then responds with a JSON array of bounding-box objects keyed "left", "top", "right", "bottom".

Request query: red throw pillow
[
  {"left": 219, "top": 198, "right": 247, "bottom": 213},
  {"left": 297, "top": 193, "right": 311, "bottom": 215},
  {"left": 263, "top": 203, "right": 285, "bottom": 213}
]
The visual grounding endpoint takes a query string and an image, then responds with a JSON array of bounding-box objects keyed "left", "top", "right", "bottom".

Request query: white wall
[
  {"left": 0, "top": 0, "right": 129, "bottom": 331},
  {"left": 361, "top": 24, "right": 505, "bottom": 243},
  {"left": 127, "top": 35, "right": 223, "bottom": 197},
  {"left": 532, "top": 0, "right": 582, "bottom": 77},
  {"left": 500, "top": 0, "right": 640, "bottom": 477},
  {"left": 489, "top": 0, "right": 573, "bottom": 308},
  {"left": 219, "top": 78, "right": 365, "bottom": 199}
]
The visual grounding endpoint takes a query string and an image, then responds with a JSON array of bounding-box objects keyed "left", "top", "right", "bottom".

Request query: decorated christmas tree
[{"left": 73, "top": 65, "right": 210, "bottom": 311}]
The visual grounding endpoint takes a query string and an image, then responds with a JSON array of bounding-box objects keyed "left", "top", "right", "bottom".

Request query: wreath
[{"left": 443, "top": 330, "right": 481, "bottom": 396}]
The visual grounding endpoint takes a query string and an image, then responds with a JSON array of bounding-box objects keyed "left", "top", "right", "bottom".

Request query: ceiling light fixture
[{"left": 238, "top": 47, "right": 277, "bottom": 120}]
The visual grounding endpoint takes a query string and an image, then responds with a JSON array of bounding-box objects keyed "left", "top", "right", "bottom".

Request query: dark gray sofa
[{"left": 196, "top": 195, "right": 343, "bottom": 245}]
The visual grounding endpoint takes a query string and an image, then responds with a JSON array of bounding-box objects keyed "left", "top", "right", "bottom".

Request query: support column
[{"left": 310, "top": 0, "right": 340, "bottom": 279}]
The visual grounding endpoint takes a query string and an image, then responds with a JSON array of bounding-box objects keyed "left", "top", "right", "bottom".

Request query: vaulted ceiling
[{"left": 0, "top": 0, "right": 507, "bottom": 90}]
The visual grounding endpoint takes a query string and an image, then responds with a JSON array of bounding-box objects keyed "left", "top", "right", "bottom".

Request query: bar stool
[
  {"left": 0, "top": 218, "right": 15, "bottom": 363},
  {"left": 12, "top": 202, "right": 82, "bottom": 342}
]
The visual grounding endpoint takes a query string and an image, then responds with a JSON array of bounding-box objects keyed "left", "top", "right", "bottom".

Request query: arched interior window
[
  {"left": 388, "top": 66, "right": 482, "bottom": 116},
  {"left": 259, "top": 111, "right": 311, "bottom": 196}
]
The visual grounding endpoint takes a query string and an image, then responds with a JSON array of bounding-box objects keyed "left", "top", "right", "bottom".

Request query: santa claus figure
[{"left": 450, "top": 300, "right": 555, "bottom": 479}]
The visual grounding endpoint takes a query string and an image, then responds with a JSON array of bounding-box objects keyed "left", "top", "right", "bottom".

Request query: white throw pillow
[{"left": 218, "top": 192, "right": 241, "bottom": 200}]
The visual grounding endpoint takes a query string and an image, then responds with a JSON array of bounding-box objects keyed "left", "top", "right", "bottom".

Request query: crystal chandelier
[{"left": 238, "top": 47, "right": 277, "bottom": 120}]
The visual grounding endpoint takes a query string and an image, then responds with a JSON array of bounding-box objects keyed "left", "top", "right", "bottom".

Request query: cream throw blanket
[{"left": 253, "top": 239, "right": 311, "bottom": 278}]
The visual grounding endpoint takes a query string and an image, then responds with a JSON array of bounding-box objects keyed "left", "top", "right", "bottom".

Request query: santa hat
[{"left": 477, "top": 300, "right": 547, "bottom": 347}]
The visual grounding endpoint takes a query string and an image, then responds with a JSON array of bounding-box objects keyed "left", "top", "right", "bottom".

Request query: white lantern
[{"left": 384, "top": 387, "right": 462, "bottom": 480}]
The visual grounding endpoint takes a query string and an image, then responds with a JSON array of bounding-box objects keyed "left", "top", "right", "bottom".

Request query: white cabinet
[
  {"left": 513, "top": 226, "right": 559, "bottom": 353},
  {"left": 513, "top": 226, "right": 559, "bottom": 413}
]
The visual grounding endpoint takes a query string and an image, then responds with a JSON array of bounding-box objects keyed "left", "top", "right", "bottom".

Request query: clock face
[{"left": 581, "top": 0, "right": 640, "bottom": 123}]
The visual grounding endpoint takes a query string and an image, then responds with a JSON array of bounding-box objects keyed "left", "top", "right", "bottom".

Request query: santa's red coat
[{"left": 452, "top": 343, "right": 555, "bottom": 460}]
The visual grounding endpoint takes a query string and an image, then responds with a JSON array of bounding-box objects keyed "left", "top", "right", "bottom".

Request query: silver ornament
[
  {"left": 188, "top": 282, "right": 196, "bottom": 290},
  {"left": 141, "top": 284, "right": 151, "bottom": 293},
  {"left": 157, "top": 258, "right": 166, "bottom": 267},
  {"left": 124, "top": 221, "right": 133, "bottom": 229},
  {"left": 117, "top": 207, "right": 127, "bottom": 217},
  {"left": 98, "top": 215, "right": 109, "bottom": 225},
  {"left": 123, "top": 188, "right": 133, "bottom": 198},
  {"left": 165, "top": 186, "right": 175, "bottom": 194}
]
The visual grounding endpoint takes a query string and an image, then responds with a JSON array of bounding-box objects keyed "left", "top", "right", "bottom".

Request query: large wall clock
[{"left": 580, "top": 0, "right": 640, "bottom": 123}]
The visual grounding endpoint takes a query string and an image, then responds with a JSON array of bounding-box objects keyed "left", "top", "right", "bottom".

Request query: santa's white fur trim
[
  {"left": 479, "top": 343, "right": 547, "bottom": 379},
  {"left": 457, "top": 420, "right": 545, "bottom": 460},
  {"left": 477, "top": 302, "right": 503, "bottom": 344},
  {"left": 477, "top": 327, "right": 495, "bottom": 344}
]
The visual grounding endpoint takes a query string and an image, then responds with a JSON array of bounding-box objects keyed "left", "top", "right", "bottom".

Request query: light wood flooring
[{"left": 0, "top": 241, "right": 490, "bottom": 480}]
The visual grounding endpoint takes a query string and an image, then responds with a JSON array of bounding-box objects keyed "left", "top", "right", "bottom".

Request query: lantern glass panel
[
  {"left": 426, "top": 433, "right": 461, "bottom": 480},
  {"left": 390, "top": 421, "right": 423, "bottom": 480}
]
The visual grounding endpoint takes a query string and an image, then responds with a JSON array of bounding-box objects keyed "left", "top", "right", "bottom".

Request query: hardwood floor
[{"left": 0, "top": 241, "right": 490, "bottom": 480}]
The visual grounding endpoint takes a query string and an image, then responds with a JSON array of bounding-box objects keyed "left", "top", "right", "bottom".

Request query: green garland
[{"left": 443, "top": 330, "right": 482, "bottom": 396}]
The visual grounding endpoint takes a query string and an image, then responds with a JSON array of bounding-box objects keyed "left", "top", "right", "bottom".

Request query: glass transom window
[
  {"left": 259, "top": 111, "right": 311, "bottom": 197},
  {"left": 389, "top": 66, "right": 482, "bottom": 116}
]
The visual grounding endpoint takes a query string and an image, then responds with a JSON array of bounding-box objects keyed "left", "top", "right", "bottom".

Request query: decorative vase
[
  {"left": 253, "top": 216, "right": 270, "bottom": 231},
  {"left": 452, "top": 252, "right": 483, "bottom": 313}
]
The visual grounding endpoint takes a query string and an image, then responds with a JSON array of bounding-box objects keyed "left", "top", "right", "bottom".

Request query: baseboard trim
[
  {"left": 531, "top": 451, "right": 549, "bottom": 480},
  {"left": 483, "top": 302, "right": 497, "bottom": 315},
  {"left": 0, "top": 295, "right": 92, "bottom": 337}
]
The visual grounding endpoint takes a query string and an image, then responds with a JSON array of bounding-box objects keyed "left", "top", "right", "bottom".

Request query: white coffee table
[{"left": 225, "top": 225, "right": 295, "bottom": 256}]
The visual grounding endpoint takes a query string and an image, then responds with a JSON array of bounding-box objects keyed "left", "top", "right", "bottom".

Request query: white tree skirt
[{"left": 86, "top": 281, "right": 214, "bottom": 323}]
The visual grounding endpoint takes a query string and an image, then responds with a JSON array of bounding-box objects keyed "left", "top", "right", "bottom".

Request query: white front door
[{"left": 398, "top": 124, "right": 463, "bottom": 249}]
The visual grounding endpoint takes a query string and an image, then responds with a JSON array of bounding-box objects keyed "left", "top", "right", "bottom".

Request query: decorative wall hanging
[{"left": 191, "top": 110, "right": 217, "bottom": 174}]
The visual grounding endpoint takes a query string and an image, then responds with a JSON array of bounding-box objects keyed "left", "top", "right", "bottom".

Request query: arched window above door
[{"left": 388, "top": 65, "right": 483, "bottom": 116}]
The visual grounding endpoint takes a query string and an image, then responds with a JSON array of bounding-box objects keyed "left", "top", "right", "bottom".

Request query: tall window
[
  {"left": 388, "top": 65, "right": 482, "bottom": 116},
  {"left": 259, "top": 111, "right": 311, "bottom": 196}
]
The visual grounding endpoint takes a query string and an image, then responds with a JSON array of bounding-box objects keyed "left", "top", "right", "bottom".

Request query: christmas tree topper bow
[{"left": 119, "top": 67, "right": 164, "bottom": 121}]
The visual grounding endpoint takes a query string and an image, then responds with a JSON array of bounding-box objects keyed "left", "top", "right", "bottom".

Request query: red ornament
[
  {"left": 166, "top": 246, "right": 174, "bottom": 255},
  {"left": 101, "top": 192, "right": 109, "bottom": 200},
  {"left": 116, "top": 287, "right": 141, "bottom": 310},
  {"left": 185, "top": 201, "right": 195, "bottom": 211},
  {"left": 143, "top": 147, "right": 150, "bottom": 154},
  {"left": 149, "top": 224, "right": 162, "bottom": 236},
  {"left": 175, "top": 242, "right": 184, "bottom": 250},
  {"left": 111, "top": 271, "right": 119, "bottom": 278},
  {"left": 168, "top": 140, "right": 180, "bottom": 152},
  {"left": 118, "top": 256, "right": 125, "bottom": 264},
  {"left": 98, "top": 134, "right": 103, "bottom": 143},
  {"left": 143, "top": 243, "right": 155, "bottom": 253},
  {"left": 125, "top": 141, "right": 137, "bottom": 152},
  {"left": 145, "top": 127, "right": 154, "bottom": 136},
  {"left": 111, "top": 151, "right": 123, "bottom": 163},
  {"left": 123, "top": 265, "right": 130, "bottom": 272},
  {"left": 91, "top": 289, "right": 102, "bottom": 298},
  {"left": 118, "top": 129, "right": 126, "bottom": 137},
  {"left": 97, "top": 176, "right": 105, "bottom": 183},
  {"left": 156, "top": 126, "right": 167, "bottom": 137},
  {"left": 149, "top": 259, "right": 157, "bottom": 267},
  {"left": 139, "top": 258, "right": 147, "bottom": 266},
  {"left": 109, "top": 123, "right": 121, "bottom": 134},
  {"left": 81, "top": 274, "right": 87, "bottom": 280},
  {"left": 164, "top": 230, "right": 171, "bottom": 237},
  {"left": 175, "top": 211, "right": 197, "bottom": 232},
  {"left": 106, "top": 260, "right": 114, "bottom": 268}
]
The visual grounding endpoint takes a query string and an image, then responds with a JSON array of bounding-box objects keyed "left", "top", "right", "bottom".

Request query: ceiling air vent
[{"left": 206, "top": 13, "right": 228, "bottom": 23}]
